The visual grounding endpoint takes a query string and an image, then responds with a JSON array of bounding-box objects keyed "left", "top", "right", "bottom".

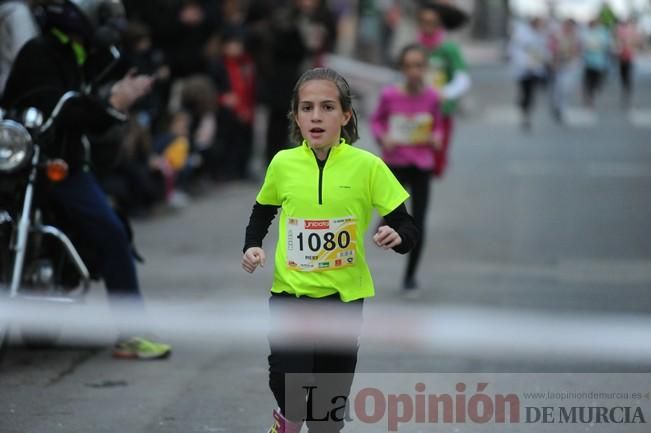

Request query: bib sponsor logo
[{"left": 305, "top": 220, "right": 330, "bottom": 230}]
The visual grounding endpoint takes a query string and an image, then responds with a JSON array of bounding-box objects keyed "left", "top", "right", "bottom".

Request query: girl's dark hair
[
  {"left": 288, "top": 67, "right": 359, "bottom": 145},
  {"left": 398, "top": 43, "right": 427, "bottom": 67}
]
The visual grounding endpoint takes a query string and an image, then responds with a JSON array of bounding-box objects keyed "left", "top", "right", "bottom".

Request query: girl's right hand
[{"left": 242, "top": 247, "right": 266, "bottom": 274}]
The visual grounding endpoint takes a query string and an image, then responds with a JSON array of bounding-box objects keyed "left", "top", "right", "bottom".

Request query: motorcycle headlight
[{"left": 0, "top": 120, "right": 32, "bottom": 172}]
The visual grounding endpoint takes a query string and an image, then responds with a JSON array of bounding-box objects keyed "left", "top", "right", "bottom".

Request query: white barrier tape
[{"left": 1, "top": 296, "right": 651, "bottom": 364}]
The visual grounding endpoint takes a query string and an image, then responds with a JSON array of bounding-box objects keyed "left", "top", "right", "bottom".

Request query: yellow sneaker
[{"left": 112, "top": 337, "right": 171, "bottom": 360}]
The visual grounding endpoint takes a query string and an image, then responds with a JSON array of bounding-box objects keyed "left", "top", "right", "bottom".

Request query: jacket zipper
[
  {"left": 314, "top": 153, "right": 329, "bottom": 205},
  {"left": 317, "top": 160, "right": 324, "bottom": 205}
]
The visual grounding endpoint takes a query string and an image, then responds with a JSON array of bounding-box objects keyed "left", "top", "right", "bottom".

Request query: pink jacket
[{"left": 371, "top": 84, "right": 443, "bottom": 170}]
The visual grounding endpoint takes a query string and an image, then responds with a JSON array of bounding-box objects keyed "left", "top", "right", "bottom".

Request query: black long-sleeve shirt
[{"left": 243, "top": 201, "right": 419, "bottom": 255}]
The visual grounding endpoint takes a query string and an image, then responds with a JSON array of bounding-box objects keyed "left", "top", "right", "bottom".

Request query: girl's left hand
[
  {"left": 429, "top": 135, "right": 443, "bottom": 150},
  {"left": 373, "top": 225, "right": 402, "bottom": 250}
]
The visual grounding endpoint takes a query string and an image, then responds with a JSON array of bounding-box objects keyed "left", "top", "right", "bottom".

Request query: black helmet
[{"left": 41, "top": 0, "right": 126, "bottom": 47}]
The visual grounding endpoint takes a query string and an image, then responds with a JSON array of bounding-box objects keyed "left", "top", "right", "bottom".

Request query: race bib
[
  {"left": 426, "top": 60, "right": 448, "bottom": 90},
  {"left": 286, "top": 217, "right": 357, "bottom": 272},
  {"left": 388, "top": 113, "right": 434, "bottom": 145}
]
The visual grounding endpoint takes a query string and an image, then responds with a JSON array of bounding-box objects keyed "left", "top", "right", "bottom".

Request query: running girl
[{"left": 242, "top": 67, "right": 419, "bottom": 433}]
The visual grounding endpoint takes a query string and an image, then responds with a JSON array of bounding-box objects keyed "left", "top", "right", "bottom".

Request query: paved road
[{"left": 1, "top": 60, "right": 650, "bottom": 432}]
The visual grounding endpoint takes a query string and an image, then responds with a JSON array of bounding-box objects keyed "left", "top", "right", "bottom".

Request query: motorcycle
[
  {"left": 0, "top": 91, "right": 99, "bottom": 350},
  {"left": 0, "top": 21, "right": 129, "bottom": 351}
]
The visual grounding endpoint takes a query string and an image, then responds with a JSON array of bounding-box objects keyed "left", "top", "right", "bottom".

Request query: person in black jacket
[
  {"left": 0, "top": 0, "right": 170, "bottom": 359},
  {"left": 246, "top": 0, "right": 337, "bottom": 164}
]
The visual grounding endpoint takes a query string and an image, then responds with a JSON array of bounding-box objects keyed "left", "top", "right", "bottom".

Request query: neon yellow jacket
[{"left": 257, "top": 139, "right": 409, "bottom": 301}]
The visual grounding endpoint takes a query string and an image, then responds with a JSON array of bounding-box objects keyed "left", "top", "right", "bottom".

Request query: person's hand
[
  {"left": 242, "top": 247, "right": 266, "bottom": 273},
  {"left": 110, "top": 70, "right": 154, "bottom": 112},
  {"left": 221, "top": 92, "right": 239, "bottom": 108},
  {"left": 428, "top": 135, "right": 442, "bottom": 151},
  {"left": 373, "top": 225, "right": 402, "bottom": 250},
  {"left": 381, "top": 135, "right": 398, "bottom": 151}
]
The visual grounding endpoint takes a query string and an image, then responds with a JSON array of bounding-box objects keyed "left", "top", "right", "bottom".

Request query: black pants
[
  {"left": 583, "top": 67, "right": 604, "bottom": 105},
  {"left": 389, "top": 165, "right": 431, "bottom": 282},
  {"left": 268, "top": 292, "right": 363, "bottom": 433},
  {"left": 619, "top": 59, "right": 632, "bottom": 100},
  {"left": 518, "top": 74, "right": 541, "bottom": 115},
  {"left": 50, "top": 172, "right": 141, "bottom": 299}
]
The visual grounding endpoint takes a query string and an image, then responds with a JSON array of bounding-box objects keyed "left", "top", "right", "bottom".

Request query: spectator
[
  {"left": 171, "top": 74, "right": 217, "bottom": 181},
  {"left": 210, "top": 26, "right": 256, "bottom": 181},
  {"left": 247, "top": 0, "right": 337, "bottom": 164},
  {"left": 161, "top": 0, "right": 216, "bottom": 79},
  {"left": 101, "top": 115, "right": 166, "bottom": 217},
  {"left": 151, "top": 110, "right": 192, "bottom": 207},
  {"left": 123, "top": 21, "right": 170, "bottom": 132}
]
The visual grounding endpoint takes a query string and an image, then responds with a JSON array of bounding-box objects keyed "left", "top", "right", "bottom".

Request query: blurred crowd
[
  {"left": 92, "top": 0, "right": 344, "bottom": 216},
  {"left": 0, "top": 0, "right": 454, "bottom": 219},
  {"left": 0, "top": 0, "right": 356, "bottom": 216},
  {"left": 78, "top": 0, "right": 446, "bottom": 218},
  {"left": 508, "top": 4, "right": 647, "bottom": 129}
]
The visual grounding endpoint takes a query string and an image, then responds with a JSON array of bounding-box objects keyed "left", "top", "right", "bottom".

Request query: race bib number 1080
[{"left": 286, "top": 217, "right": 357, "bottom": 272}]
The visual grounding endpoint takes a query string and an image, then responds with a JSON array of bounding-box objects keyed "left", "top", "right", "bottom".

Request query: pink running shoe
[{"left": 267, "top": 408, "right": 303, "bottom": 433}]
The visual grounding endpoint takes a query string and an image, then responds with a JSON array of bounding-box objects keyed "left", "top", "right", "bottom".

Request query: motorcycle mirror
[{"left": 23, "top": 108, "right": 44, "bottom": 130}]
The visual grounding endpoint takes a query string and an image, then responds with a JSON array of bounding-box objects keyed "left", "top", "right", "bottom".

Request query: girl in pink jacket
[{"left": 371, "top": 43, "right": 443, "bottom": 293}]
